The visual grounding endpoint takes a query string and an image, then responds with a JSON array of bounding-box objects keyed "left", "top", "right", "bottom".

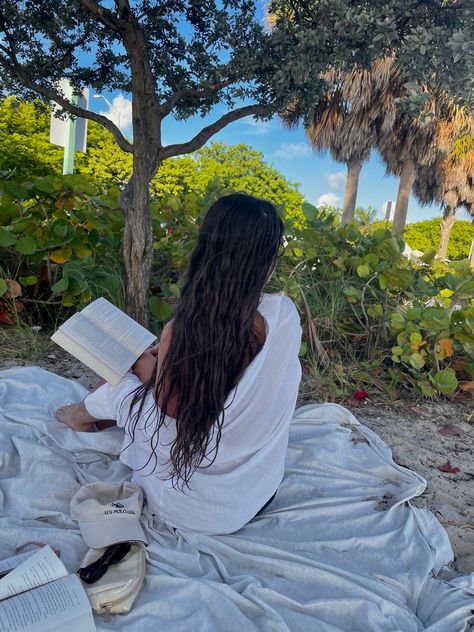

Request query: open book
[
  {"left": 51, "top": 297, "right": 157, "bottom": 384},
  {"left": 0, "top": 545, "right": 96, "bottom": 632}
]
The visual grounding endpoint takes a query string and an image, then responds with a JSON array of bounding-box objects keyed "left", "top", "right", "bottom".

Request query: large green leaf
[
  {"left": 15, "top": 235, "right": 38, "bottom": 255},
  {"left": 0, "top": 278, "right": 7, "bottom": 297},
  {"left": 51, "top": 275, "right": 69, "bottom": 293},
  {"left": 149, "top": 296, "right": 173, "bottom": 321},
  {"left": 431, "top": 368, "right": 458, "bottom": 394},
  {"left": 0, "top": 227, "right": 17, "bottom": 247}
]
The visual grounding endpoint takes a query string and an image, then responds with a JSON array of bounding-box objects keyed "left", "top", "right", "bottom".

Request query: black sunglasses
[{"left": 78, "top": 542, "right": 131, "bottom": 584}]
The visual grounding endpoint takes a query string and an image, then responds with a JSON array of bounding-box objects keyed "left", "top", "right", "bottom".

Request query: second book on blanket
[{"left": 51, "top": 297, "right": 157, "bottom": 384}]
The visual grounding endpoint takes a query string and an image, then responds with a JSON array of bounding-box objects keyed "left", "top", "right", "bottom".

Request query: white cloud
[
  {"left": 317, "top": 192, "right": 341, "bottom": 207},
  {"left": 274, "top": 142, "right": 311, "bottom": 159},
  {"left": 241, "top": 117, "right": 273, "bottom": 135},
  {"left": 98, "top": 94, "right": 133, "bottom": 131},
  {"left": 324, "top": 171, "right": 346, "bottom": 190}
]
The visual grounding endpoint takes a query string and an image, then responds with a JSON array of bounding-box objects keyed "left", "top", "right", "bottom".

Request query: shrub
[{"left": 0, "top": 173, "right": 123, "bottom": 323}]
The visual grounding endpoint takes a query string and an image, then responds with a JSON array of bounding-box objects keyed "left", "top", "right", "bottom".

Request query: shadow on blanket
[{"left": 0, "top": 367, "right": 473, "bottom": 632}]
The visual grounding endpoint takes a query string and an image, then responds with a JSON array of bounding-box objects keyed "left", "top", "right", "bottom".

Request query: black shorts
[{"left": 254, "top": 489, "right": 277, "bottom": 518}]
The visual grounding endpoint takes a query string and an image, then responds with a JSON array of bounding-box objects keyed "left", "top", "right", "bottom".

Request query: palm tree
[
  {"left": 375, "top": 87, "right": 448, "bottom": 234},
  {"left": 413, "top": 120, "right": 473, "bottom": 260},
  {"left": 281, "top": 58, "right": 400, "bottom": 225}
]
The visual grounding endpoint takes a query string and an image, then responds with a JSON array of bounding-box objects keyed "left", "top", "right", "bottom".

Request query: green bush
[
  {"left": 0, "top": 173, "right": 123, "bottom": 323},
  {"left": 276, "top": 206, "right": 474, "bottom": 397}
]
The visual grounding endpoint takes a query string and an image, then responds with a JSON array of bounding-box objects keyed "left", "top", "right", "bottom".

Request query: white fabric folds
[{"left": 0, "top": 366, "right": 473, "bottom": 631}]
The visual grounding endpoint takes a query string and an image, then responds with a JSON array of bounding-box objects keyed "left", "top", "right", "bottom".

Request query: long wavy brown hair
[{"left": 125, "top": 194, "right": 284, "bottom": 489}]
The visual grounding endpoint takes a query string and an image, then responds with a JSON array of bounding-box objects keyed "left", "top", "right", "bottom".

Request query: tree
[
  {"left": 404, "top": 217, "right": 474, "bottom": 259},
  {"left": 0, "top": 96, "right": 134, "bottom": 183},
  {"left": 355, "top": 206, "right": 378, "bottom": 226},
  {"left": 413, "top": 122, "right": 474, "bottom": 259},
  {"left": 0, "top": 97, "right": 63, "bottom": 175},
  {"left": 152, "top": 143, "right": 304, "bottom": 221},
  {"left": 2, "top": 1, "right": 472, "bottom": 322},
  {"left": 376, "top": 88, "right": 447, "bottom": 234},
  {"left": 282, "top": 58, "right": 399, "bottom": 225}
]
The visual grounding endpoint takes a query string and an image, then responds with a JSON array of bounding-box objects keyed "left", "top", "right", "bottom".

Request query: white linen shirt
[{"left": 84, "top": 293, "right": 302, "bottom": 535}]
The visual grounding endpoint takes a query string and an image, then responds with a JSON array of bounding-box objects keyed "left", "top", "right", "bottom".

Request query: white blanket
[{"left": 0, "top": 367, "right": 473, "bottom": 631}]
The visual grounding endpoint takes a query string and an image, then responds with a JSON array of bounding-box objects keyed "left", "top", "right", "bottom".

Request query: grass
[{"left": 0, "top": 323, "right": 53, "bottom": 362}]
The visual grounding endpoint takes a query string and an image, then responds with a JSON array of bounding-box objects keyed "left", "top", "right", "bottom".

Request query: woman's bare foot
[{"left": 56, "top": 400, "right": 98, "bottom": 432}]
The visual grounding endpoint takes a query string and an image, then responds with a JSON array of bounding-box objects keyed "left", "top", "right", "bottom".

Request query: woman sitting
[{"left": 57, "top": 193, "right": 302, "bottom": 535}]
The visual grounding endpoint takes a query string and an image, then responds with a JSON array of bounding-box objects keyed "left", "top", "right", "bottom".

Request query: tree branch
[
  {"left": 159, "top": 79, "right": 234, "bottom": 117},
  {"left": 76, "top": 0, "right": 124, "bottom": 32},
  {"left": 0, "top": 58, "right": 133, "bottom": 153},
  {"left": 161, "top": 104, "right": 271, "bottom": 159},
  {"left": 0, "top": 11, "right": 133, "bottom": 152}
]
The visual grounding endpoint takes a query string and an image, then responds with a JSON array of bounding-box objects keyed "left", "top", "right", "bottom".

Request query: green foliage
[
  {"left": 404, "top": 217, "right": 474, "bottom": 259},
  {"left": 273, "top": 208, "right": 474, "bottom": 398},
  {"left": 0, "top": 97, "right": 63, "bottom": 176},
  {"left": 0, "top": 99, "right": 303, "bottom": 224},
  {"left": 152, "top": 143, "right": 304, "bottom": 224},
  {"left": 0, "top": 173, "right": 123, "bottom": 319}
]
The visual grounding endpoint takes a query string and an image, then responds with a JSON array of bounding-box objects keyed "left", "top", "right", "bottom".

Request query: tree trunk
[
  {"left": 392, "top": 158, "right": 416, "bottom": 234},
  {"left": 438, "top": 206, "right": 456, "bottom": 260},
  {"left": 341, "top": 158, "right": 363, "bottom": 226},
  {"left": 119, "top": 169, "right": 154, "bottom": 326}
]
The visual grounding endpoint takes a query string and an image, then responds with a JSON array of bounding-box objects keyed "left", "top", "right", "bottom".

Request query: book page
[
  {"left": 0, "top": 574, "right": 96, "bottom": 632},
  {"left": 52, "top": 298, "right": 156, "bottom": 380},
  {"left": 51, "top": 329, "right": 122, "bottom": 385},
  {"left": 83, "top": 298, "right": 157, "bottom": 356},
  {"left": 0, "top": 546, "right": 67, "bottom": 601},
  {"left": 0, "top": 550, "right": 38, "bottom": 579}
]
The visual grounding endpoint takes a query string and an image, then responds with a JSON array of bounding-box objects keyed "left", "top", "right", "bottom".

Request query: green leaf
[
  {"left": 421, "top": 308, "right": 450, "bottom": 331},
  {"left": 298, "top": 341, "right": 307, "bottom": 357},
  {"left": 62, "top": 294, "right": 76, "bottom": 307},
  {"left": 357, "top": 263, "right": 371, "bottom": 278},
  {"left": 390, "top": 313, "right": 405, "bottom": 331},
  {"left": 0, "top": 278, "right": 7, "bottom": 297},
  {"left": 385, "top": 267, "right": 413, "bottom": 289},
  {"left": 417, "top": 380, "right": 436, "bottom": 397},
  {"left": 15, "top": 235, "right": 37, "bottom": 255},
  {"left": 431, "top": 368, "right": 458, "bottom": 394},
  {"left": 149, "top": 296, "right": 173, "bottom": 321},
  {"left": 0, "top": 227, "right": 17, "bottom": 247},
  {"left": 378, "top": 274, "right": 387, "bottom": 290},
  {"left": 19, "top": 275, "right": 38, "bottom": 286},
  {"left": 168, "top": 283, "right": 181, "bottom": 298},
  {"left": 367, "top": 303, "right": 383, "bottom": 318},
  {"left": 51, "top": 276, "right": 69, "bottom": 293},
  {"left": 378, "top": 237, "right": 400, "bottom": 261},
  {"left": 410, "top": 332, "right": 422, "bottom": 345},
  {"left": 302, "top": 202, "right": 317, "bottom": 221},
  {"left": 409, "top": 352, "right": 425, "bottom": 370},
  {"left": 420, "top": 249, "right": 436, "bottom": 264},
  {"left": 391, "top": 346, "right": 403, "bottom": 356},
  {"left": 407, "top": 306, "right": 422, "bottom": 321}
]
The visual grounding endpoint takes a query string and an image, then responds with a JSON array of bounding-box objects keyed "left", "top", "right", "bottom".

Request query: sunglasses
[{"left": 78, "top": 542, "right": 131, "bottom": 584}]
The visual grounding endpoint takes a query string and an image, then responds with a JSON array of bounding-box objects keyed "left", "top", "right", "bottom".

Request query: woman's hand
[{"left": 132, "top": 351, "right": 157, "bottom": 384}]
